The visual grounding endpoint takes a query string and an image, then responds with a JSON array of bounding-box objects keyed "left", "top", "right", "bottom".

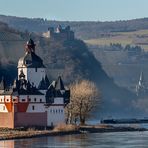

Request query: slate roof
[
  {"left": 19, "top": 51, "right": 45, "bottom": 68},
  {"left": 12, "top": 78, "right": 44, "bottom": 95},
  {"left": 45, "top": 76, "right": 70, "bottom": 105},
  {"left": 55, "top": 76, "right": 65, "bottom": 90},
  {"left": 18, "top": 38, "right": 45, "bottom": 68},
  {"left": 38, "top": 75, "right": 50, "bottom": 90}
]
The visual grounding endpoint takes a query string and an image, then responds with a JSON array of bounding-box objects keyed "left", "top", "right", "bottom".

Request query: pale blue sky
[{"left": 0, "top": 0, "right": 147, "bottom": 21}]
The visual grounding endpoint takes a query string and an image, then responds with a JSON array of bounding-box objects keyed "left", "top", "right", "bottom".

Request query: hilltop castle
[
  {"left": 43, "top": 25, "right": 74, "bottom": 41},
  {"left": 0, "top": 39, "right": 70, "bottom": 128}
]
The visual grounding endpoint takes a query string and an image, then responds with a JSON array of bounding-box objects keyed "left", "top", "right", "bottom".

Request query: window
[
  {"left": 35, "top": 68, "right": 37, "bottom": 72},
  {"left": 56, "top": 110, "right": 57, "bottom": 113},
  {"left": 32, "top": 106, "right": 35, "bottom": 110},
  {"left": 34, "top": 98, "right": 36, "bottom": 102},
  {"left": 50, "top": 109, "right": 52, "bottom": 113},
  {"left": 28, "top": 98, "right": 31, "bottom": 102},
  {"left": 7, "top": 99, "right": 9, "bottom": 102},
  {"left": 40, "top": 99, "right": 42, "bottom": 102},
  {"left": 13, "top": 99, "right": 16, "bottom": 102},
  {"left": 61, "top": 110, "right": 63, "bottom": 113},
  {"left": 3, "top": 106, "right": 5, "bottom": 110},
  {"left": 22, "top": 99, "right": 25, "bottom": 102}
]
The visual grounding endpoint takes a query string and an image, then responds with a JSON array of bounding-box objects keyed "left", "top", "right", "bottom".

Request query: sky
[{"left": 0, "top": 0, "right": 148, "bottom": 21}]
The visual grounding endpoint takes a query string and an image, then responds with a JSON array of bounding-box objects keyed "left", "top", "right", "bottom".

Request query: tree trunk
[{"left": 80, "top": 117, "right": 85, "bottom": 125}]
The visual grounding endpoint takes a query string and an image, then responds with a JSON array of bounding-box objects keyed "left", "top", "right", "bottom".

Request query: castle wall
[
  {"left": 0, "top": 95, "right": 12, "bottom": 112},
  {"left": 47, "top": 105, "right": 65, "bottom": 126},
  {"left": 27, "top": 103, "right": 45, "bottom": 113},
  {"left": 27, "top": 68, "right": 46, "bottom": 87},
  {"left": 54, "top": 97, "right": 64, "bottom": 104},
  {"left": 0, "top": 104, "right": 8, "bottom": 112},
  {"left": 19, "top": 95, "right": 46, "bottom": 113},
  {"left": 14, "top": 112, "right": 47, "bottom": 127},
  {"left": 0, "top": 112, "right": 14, "bottom": 128},
  {"left": 0, "top": 96, "right": 7, "bottom": 112},
  {"left": 18, "top": 67, "right": 46, "bottom": 88}
]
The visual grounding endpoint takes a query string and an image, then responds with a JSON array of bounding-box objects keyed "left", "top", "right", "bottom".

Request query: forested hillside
[
  {"left": 0, "top": 21, "right": 141, "bottom": 117},
  {"left": 1, "top": 15, "right": 148, "bottom": 39}
]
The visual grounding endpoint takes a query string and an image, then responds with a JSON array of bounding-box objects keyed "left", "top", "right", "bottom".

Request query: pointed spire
[
  {"left": 0, "top": 77, "right": 6, "bottom": 90},
  {"left": 13, "top": 79, "right": 18, "bottom": 89},
  {"left": 55, "top": 76, "right": 65, "bottom": 90},
  {"left": 26, "top": 38, "right": 36, "bottom": 53},
  {"left": 27, "top": 80, "right": 31, "bottom": 90},
  {"left": 138, "top": 71, "right": 145, "bottom": 87},
  {"left": 45, "top": 75, "right": 50, "bottom": 87},
  {"left": 38, "top": 77, "right": 46, "bottom": 90}
]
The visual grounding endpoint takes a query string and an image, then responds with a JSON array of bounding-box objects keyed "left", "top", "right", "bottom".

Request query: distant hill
[
  {"left": 1, "top": 15, "right": 148, "bottom": 40},
  {"left": 0, "top": 20, "right": 142, "bottom": 118}
]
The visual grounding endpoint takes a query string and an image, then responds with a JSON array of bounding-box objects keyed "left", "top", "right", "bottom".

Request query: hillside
[
  {"left": 1, "top": 15, "right": 148, "bottom": 41},
  {"left": 0, "top": 21, "right": 142, "bottom": 118}
]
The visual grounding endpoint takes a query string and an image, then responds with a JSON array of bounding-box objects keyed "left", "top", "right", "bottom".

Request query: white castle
[{"left": 0, "top": 39, "right": 70, "bottom": 128}]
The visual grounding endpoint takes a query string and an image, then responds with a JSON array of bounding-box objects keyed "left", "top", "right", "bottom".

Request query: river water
[{"left": 1, "top": 131, "right": 148, "bottom": 148}]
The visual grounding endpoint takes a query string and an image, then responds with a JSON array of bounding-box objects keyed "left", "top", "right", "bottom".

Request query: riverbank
[{"left": 0, "top": 124, "right": 146, "bottom": 141}]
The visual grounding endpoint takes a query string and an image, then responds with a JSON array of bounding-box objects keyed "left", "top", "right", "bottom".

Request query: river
[{"left": 1, "top": 131, "right": 148, "bottom": 148}]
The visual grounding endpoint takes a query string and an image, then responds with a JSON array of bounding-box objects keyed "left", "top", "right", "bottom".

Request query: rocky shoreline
[{"left": 0, "top": 124, "right": 146, "bottom": 141}]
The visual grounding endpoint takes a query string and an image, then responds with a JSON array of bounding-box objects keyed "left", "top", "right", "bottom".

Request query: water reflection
[
  {"left": 1, "top": 131, "right": 148, "bottom": 148},
  {"left": 0, "top": 140, "right": 14, "bottom": 148}
]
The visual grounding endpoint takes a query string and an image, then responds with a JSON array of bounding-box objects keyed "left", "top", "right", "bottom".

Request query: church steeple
[
  {"left": 25, "top": 38, "right": 36, "bottom": 53},
  {"left": 136, "top": 71, "right": 148, "bottom": 96}
]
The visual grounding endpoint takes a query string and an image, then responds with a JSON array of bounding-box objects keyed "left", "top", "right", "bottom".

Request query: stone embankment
[{"left": 0, "top": 124, "right": 146, "bottom": 140}]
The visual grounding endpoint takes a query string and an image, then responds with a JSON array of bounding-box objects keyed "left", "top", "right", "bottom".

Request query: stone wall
[
  {"left": 14, "top": 112, "right": 47, "bottom": 127},
  {"left": 0, "top": 112, "right": 14, "bottom": 128}
]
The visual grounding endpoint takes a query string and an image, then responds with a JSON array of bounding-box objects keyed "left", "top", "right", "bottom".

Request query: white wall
[
  {"left": 0, "top": 104, "right": 8, "bottom": 112},
  {"left": 47, "top": 106, "right": 65, "bottom": 126},
  {"left": 0, "top": 96, "right": 4, "bottom": 103},
  {"left": 18, "top": 67, "right": 46, "bottom": 88},
  {"left": 27, "top": 68, "right": 46, "bottom": 87},
  {"left": 0, "top": 95, "right": 10, "bottom": 112},
  {"left": 53, "top": 97, "right": 64, "bottom": 104},
  {"left": 18, "top": 95, "right": 46, "bottom": 113}
]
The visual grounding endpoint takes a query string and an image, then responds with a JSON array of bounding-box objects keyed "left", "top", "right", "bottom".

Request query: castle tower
[
  {"left": 18, "top": 39, "right": 46, "bottom": 87},
  {"left": 0, "top": 38, "right": 70, "bottom": 128}
]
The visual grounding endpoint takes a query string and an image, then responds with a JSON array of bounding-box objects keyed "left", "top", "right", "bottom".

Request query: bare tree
[{"left": 66, "top": 80, "right": 100, "bottom": 125}]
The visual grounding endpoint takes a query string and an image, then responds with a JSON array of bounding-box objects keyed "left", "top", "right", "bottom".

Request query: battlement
[{"left": 43, "top": 25, "right": 74, "bottom": 41}]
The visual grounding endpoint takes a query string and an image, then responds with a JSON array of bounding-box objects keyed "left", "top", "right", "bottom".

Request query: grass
[
  {"left": 53, "top": 124, "right": 79, "bottom": 132},
  {"left": 0, "top": 124, "right": 79, "bottom": 140},
  {"left": 84, "top": 29, "right": 148, "bottom": 51},
  {"left": 0, "top": 124, "right": 146, "bottom": 140},
  {"left": 85, "top": 36, "right": 133, "bottom": 46}
]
